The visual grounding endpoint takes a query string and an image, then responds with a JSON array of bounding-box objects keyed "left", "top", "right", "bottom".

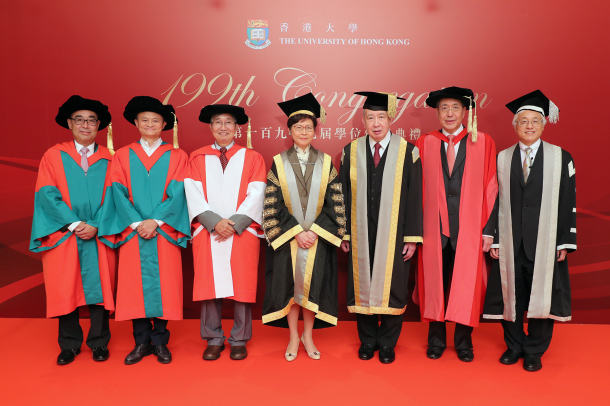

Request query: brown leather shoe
[
  {"left": 230, "top": 345, "right": 248, "bottom": 360},
  {"left": 203, "top": 344, "right": 225, "bottom": 360}
]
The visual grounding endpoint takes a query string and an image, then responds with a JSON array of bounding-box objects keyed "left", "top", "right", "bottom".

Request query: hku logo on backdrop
[{"left": 246, "top": 19, "right": 271, "bottom": 49}]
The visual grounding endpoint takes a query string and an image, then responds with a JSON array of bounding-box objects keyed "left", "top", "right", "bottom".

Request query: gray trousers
[{"left": 200, "top": 299, "right": 252, "bottom": 346}]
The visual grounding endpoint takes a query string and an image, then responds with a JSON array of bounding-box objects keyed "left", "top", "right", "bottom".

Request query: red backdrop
[{"left": 1, "top": 0, "right": 608, "bottom": 323}]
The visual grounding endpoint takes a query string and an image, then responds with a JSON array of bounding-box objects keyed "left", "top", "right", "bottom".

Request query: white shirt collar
[
  {"left": 213, "top": 140, "right": 235, "bottom": 151},
  {"left": 368, "top": 131, "right": 392, "bottom": 151},
  {"left": 442, "top": 124, "right": 464, "bottom": 137},
  {"left": 139, "top": 137, "right": 163, "bottom": 156},
  {"left": 74, "top": 140, "right": 95, "bottom": 157},
  {"left": 519, "top": 138, "right": 541, "bottom": 152}
]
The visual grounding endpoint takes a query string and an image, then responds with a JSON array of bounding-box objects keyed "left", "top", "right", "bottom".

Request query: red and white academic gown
[
  {"left": 185, "top": 144, "right": 266, "bottom": 303},
  {"left": 413, "top": 130, "right": 498, "bottom": 327}
]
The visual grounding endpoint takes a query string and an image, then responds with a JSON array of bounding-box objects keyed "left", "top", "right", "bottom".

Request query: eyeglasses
[
  {"left": 438, "top": 106, "right": 463, "bottom": 114},
  {"left": 292, "top": 125, "right": 315, "bottom": 133},
  {"left": 70, "top": 118, "right": 99, "bottom": 126},
  {"left": 518, "top": 119, "right": 543, "bottom": 127},
  {"left": 212, "top": 120, "right": 236, "bottom": 128}
]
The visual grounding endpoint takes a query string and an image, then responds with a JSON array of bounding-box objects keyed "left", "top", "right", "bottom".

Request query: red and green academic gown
[
  {"left": 99, "top": 142, "right": 190, "bottom": 321},
  {"left": 30, "top": 142, "right": 116, "bottom": 318},
  {"left": 184, "top": 144, "right": 266, "bottom": 303},
  {"left": 413, "top": 130, "right": 498, "bottom": 327}
]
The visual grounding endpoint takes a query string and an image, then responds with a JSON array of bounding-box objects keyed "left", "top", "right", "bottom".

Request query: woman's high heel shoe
[
  {"left": 285, "top": 340, "right": 299, "bottom": 362},
  {"left": 301, "top": 334, "right": 321, "bottom": 360}
]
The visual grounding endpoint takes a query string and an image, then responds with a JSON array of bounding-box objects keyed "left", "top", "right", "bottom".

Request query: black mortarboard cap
[
  {"left": 277, "top": 92, "right": 325, "bottom": 123},
  {"left": 56, "top": 95, "right": 112, "bottom": 130},
  {"left": 505, "top": 90, "right": 559, "bottom": 123},
  {"left": 355, "top": 92, "right": 405, "bottom": 117}
]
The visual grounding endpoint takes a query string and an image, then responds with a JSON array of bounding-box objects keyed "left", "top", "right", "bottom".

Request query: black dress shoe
[
  {"left": 378, "top": 346, "right": 395, "bottom": 364},
  {"left": 154, "top": 345, "right": 172, "bottom": 364},
  {"left": 124, "top": 343, "right": 153, "bottom": 365},
  {"left": 57, "top": 348, "right": 81, "bottom": 365},
  {"left": 523, "top": 355, "right": 542, "bottom": 372},
  {"left": 499, "top": 349, "right": 523, "bottom": 365},
  {"left": 358, "top": 343, "right": 378, "bottom": 360},
  {"left": 457, "top": 349, "right": 474, "bottom": 362},
  {"left": 92, "top": 347, "right": 109, "bottom": 362},
  {"left": 426, "top": 346, "right": 445, "bottom": 360}
]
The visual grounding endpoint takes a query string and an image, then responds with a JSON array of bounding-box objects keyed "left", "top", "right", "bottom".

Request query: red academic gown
[
  {"left": 413, "top": 131, "right": 497, "bottom": 327},
  {"left": 99, "top": 142, "right": 190, "bottom": 321},
  {"left": 184, "top": 144, "right": 266, "bottom": 303},
  {"left": 30, "top": 142, "right": 116, "bottom": 318}
]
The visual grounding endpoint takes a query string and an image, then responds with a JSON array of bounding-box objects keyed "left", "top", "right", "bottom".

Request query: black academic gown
[
  {"left": 484, "top": 143, "right": 575, "bottom": 333},
  {"left": 262, "top": 146, "right": 344, "bottom": 329},
  {"left": 484, "top": 144, "right": 575, "bottom": 320},
  {"left": 340, "top": 136, "right": 423, "bottom": 313},
  {"left": 339, "top": 135, "right": 422, "bottom": 347}
]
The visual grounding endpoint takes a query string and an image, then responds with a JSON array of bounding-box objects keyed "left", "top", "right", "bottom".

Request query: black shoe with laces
[
  {"left": 426, "top": 346, "right": 445, "bottom": 360},
  {"left": 378, "top": 346, "right": 396, "bottom": 364},
  {"left": 92, "top": 346, "right": 109, "bottom": 362},
  {"left": 457, "top": 349, "right": 474, "bottom": 362},
  {"left": 57, "top": 348, "right": 81, "bottom": 365},
  {"left": 124, "top": 343, "right": 153, "bottom": 365},
  {"left": 358, "top": 343, "right": 378, "bottom": 360},
  {"left": 154, "top": 345, "right": 172, "bottom": 364}
]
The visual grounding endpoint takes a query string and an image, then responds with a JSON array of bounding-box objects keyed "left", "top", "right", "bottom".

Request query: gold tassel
[
  {"left": 472, "top": 104, "right": 478, "bottom": 143},
  {"left": 172, "top": 113, "right": 179, "bottom": 149},
  {"left": 320, "top": 105, "right": 326, "bottom": 124},
  {"left": 467, "top": 96, "right": 473, "bottom": 133},
  {"left": 107, "top": 122, "right": 115, "bottom": 156},
  {"left": 381, "top": 92, "right": 397, "bottom": 118},
  {"left": 246, "top": 118, "right": 252, "bottom": 149}
]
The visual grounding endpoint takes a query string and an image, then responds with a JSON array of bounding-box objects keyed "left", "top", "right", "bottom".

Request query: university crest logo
[{"left": 246, "top": 19, "right": 271, "bottom": 49}]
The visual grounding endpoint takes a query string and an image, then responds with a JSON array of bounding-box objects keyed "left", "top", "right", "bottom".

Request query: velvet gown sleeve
[
  {"left": 263, "top": 160, "right": 303, "bottom": 250},
  {"left": 556, "top": 150, "right": 577, "bottom": 252},
  {"left": 310, "top": 163, "right": 346, "bottom": 247}
]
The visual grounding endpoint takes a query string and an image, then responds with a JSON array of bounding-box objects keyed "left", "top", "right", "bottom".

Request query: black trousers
[
  {"left": 132, "top": 318, "right": 170, "bottom": 346},
  {"left": 428, "top": 243, "right": 473, "bottom": 350},
  {"left": 501, "top": 244, "right": 555, "bottom": 357},
  {"left": 356, "top": 313, "right": 404, "bottom": 348},
  {"left": 58, "top": 305, "right": 110, "bottom": 351}
]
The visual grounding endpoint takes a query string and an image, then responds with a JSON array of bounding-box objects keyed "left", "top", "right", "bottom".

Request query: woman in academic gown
[{"left": 262, "top": 93, "right": 346, "bottom": 361}]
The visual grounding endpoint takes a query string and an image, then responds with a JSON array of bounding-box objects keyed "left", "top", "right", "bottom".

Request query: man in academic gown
[
  {"left": 339, "top": 92, "right": 423, "bottom": 364},
  {"left": 484, "top": 90, "right": 575, "bottom": 372},
  {"left": 413, "top": 86, "right": 498, "bottom": 362},
  {"left": 184, "top": 105, "right": 266, "bottom": 361},
  {"left": 99, "top": 96, "right": 190, "bottom": 365},
  {"left": 30, "top": 95, "right": 116, "bottom": 365}
]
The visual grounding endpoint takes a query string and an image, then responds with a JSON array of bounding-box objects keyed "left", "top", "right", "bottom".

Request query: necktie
[
  {"left": 446, "top": 134, "right": 456, "bottom": 175},
  {"left": 523, "top": 147, "right": 532, "bottom": 184},
  {"left": 219, "top": 147, "right": 228, "bottom": 172},
  {"left": 373, "top": 143, "right": 381, "bottom": 168},
  {"left": 80, "top": 147, "right": 89, "bottom": 174}
]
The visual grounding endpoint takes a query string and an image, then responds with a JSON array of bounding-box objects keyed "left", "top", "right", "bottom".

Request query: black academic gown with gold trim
[
  {"left": 262, "top": 146, "right": 345, "bottom": 328},
  {"left": 339, "top": 135, "right": 423, "bottom": 315}
]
